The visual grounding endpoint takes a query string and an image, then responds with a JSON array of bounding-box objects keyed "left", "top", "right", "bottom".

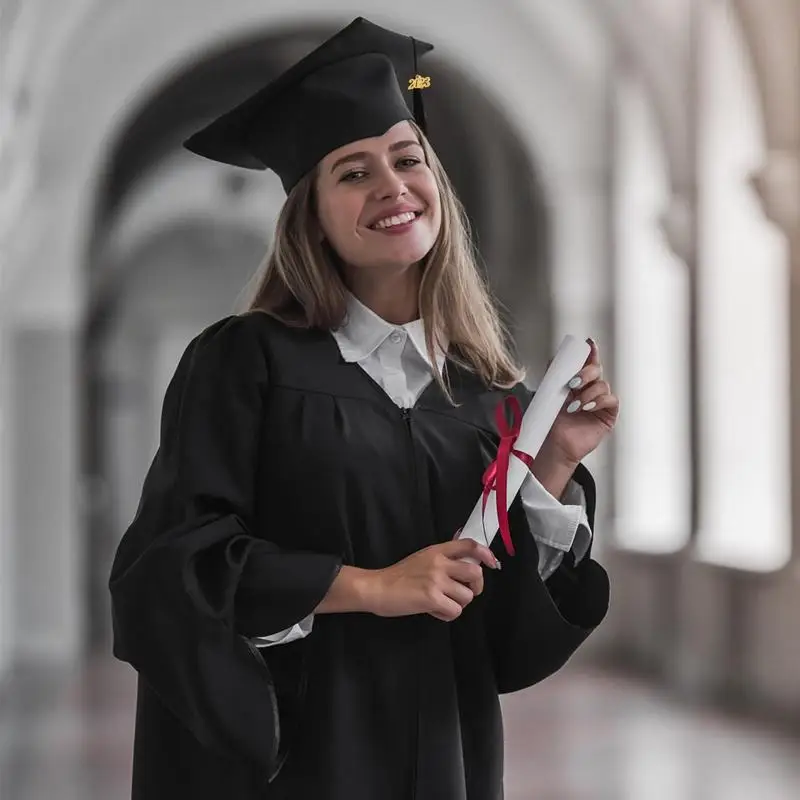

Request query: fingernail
[
  {"left": 567, "top": 400, "right": 581, "bottom": 413},
  {"left": 568, "top": 375, "right": 583, "bottom": 389},
  {"left": 583, "top": 401, "right": 597, "bottom": 411},
  {"left": 494, "top": 559, "right": 502, "bottom": 570}
]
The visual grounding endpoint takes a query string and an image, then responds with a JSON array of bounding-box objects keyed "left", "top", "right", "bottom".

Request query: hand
[
  {"left": 542, "top": 337, "right": 620, "bottom": 466},
  {"left": 366, "top": 539, "right": 500, "bottom": 622}
]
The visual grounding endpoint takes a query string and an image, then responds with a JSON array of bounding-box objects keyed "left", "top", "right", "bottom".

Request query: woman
[{"left": 109, "top": 16, "right": 617, "bottom": 800}]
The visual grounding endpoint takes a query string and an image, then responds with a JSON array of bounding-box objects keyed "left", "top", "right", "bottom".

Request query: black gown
[{"left": 108, "top": 311, "right": 610, "bottom": 800}]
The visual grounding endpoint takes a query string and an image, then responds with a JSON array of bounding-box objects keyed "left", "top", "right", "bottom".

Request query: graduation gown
[{"left": 108, "top": 311, "right": 610, "bottom": 800}]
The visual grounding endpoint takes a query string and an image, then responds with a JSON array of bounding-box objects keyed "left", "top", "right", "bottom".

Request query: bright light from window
[
  {"left": 695, "top": 0, "right": 791, "bottom": 571},
  {"left": 613, "top": 72, "right": 692, "bottom": 553}
]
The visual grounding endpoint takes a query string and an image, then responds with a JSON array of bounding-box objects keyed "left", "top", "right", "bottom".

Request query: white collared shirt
[{"left": 252, "top": 292, "right": 593, "bottom": 647}]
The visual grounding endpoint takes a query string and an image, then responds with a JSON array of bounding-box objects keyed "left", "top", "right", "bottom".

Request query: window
[
  {"left": 613, "top": 70, "right": 692, "bottom": 553},
  {"left": 694, "top": 0, "right": 791, "bottom": 571}
]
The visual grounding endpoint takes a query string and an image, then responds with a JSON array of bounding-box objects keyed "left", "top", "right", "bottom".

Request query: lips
[
  {"left": 366, "top": 206, "right": 424, "bottom": 228},
  {"left": 367, "top": 210, "right": 424, "bottom": 231}
]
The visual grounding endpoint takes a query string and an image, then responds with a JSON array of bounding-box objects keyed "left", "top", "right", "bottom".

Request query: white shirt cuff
[{"left": 519, "top": 469, "right": 593, "bottom": 577}]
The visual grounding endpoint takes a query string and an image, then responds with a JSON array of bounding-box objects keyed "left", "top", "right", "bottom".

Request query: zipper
[
  {"left": 400, "top": 404, "right": 421, "bottom": 800},
  {"left": 399, "top": 407, "right": 417, "bottom": 515}
]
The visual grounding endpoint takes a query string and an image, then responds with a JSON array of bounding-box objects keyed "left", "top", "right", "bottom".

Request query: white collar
[{"left": 332, "top": 291, "right": 447, "bottom": 373}]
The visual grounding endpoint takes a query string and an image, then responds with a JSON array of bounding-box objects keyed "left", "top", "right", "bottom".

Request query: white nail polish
[
  {"left": 567, "top": 400, "right": 581, "bottom": 413},
  {"left": 583, "top": 401, "right": 597, "bottom": 411},
  {"left": 568, "top": 376, "right": 583, "bottom": 389}
]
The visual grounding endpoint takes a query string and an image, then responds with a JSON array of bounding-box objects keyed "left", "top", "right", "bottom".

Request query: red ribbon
[{"left": 480, "top": 395, "right": 534, "bottom": 557}]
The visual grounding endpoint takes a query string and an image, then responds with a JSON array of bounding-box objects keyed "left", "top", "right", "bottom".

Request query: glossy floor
[{"left": 1, "top": 657, "right": 799, "bottom": 799}]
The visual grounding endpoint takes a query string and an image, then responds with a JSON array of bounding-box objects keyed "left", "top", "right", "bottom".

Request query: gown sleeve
[
  {"left": 108, "top": 314, "right": 343, "bottom": 774},
  {"left": 483, "top": 385, "right": 610, "bottom": 695}
]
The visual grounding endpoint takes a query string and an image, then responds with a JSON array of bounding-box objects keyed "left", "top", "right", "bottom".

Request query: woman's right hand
[{"left": 365, "top": 539, "right": 501, "bottom": 622}]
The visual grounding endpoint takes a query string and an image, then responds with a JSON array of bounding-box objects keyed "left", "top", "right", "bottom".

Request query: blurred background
[{"left": 1, "top": 0, "right": 799, "bottom": 798}]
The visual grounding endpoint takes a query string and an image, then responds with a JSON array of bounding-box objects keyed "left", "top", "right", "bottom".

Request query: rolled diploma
[{"left": 456, "top": 335, "right": 591, "bottom": 559}]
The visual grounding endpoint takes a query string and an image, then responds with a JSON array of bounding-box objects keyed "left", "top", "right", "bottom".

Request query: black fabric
[
  {"left": 109, "top": 311, "right": 610, "bottom": 800},
  {"left": 182, "top": 16, "right": 434, "bottom": 193}
]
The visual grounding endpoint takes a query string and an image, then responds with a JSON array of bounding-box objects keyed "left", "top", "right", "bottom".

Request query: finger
[
  {"left": 430, "top": 595, "right": 464, "bottom": 622},
  {"left": 446, "top": 561, "right": 485, "bottom": 594},
  {"left": 441, "top": 580, "right": 475, "bottom": 608},
  {"left": 442, "top": 539, "right": 499, "bottom": 569},
  {"left": 579, "top": 392, "right": 620, "bottom": 413},
  {"left": 585, "top": 337, "right": 601, "bottom": 366},
  {"left": 446, "top": 559, "right": 483, "bottom": 581},
  {"left": 573, "top": 380, "right": 610, "bottom": 406},
  {"left": 567, "top": 363, "right": 603, "bottom": 393}
]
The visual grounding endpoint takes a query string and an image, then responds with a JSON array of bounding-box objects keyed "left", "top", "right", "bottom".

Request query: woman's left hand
[{"left": 541, "top": 337, "right": 620, "bottom": 466}]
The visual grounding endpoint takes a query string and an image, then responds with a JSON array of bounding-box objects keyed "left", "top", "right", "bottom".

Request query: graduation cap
[{"left": 183, "top": 17, "right": 434, "bottom": 194}]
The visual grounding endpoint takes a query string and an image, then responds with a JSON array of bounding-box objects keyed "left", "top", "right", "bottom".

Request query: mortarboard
[{"left": 182, "top": 16, "right": 434, "bottom": 194}]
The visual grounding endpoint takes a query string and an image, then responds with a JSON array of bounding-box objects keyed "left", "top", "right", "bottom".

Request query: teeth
[{"left": 372, "top": 211, "right": 418, "bottom": 229}]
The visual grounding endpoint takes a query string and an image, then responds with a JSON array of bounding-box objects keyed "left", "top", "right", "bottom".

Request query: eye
[
  {"left": 340, "top": 170, "right": 367, "bottom": 183},
  {"left": 339, "top": 157, "right": 422, "bottom": 183}
]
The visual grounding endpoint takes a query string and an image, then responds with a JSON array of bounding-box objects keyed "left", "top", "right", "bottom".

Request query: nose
[{"left": 372, "top": 162, "right": 408, "bottom": 199}]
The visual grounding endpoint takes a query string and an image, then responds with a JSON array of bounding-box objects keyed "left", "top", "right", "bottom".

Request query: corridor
[
  {"left": 3, "top": 1, "right": 800, "bottom": 798},
  {"left": 2, "top": 659, "right": 799, "bottom": 799}
]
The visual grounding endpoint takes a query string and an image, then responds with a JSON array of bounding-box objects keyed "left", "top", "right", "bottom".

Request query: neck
[{"left": 345, "top": 263, "right": 422, "bottom": 325}]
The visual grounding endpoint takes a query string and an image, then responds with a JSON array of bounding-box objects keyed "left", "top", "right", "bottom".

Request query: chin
[
  {"left": 379, "top": 235, "right": 436, "bottom": 260},
  {"left": 376, "top": 248, "right": 432, "bottom": 269},
  {"left": 345, "top": 230, "right": 438, "bottom": 269}
]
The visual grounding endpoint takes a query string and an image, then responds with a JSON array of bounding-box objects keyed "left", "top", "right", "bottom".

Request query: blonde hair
[{"left": 241, "top": 120, "right": 526, "bottom": 404}]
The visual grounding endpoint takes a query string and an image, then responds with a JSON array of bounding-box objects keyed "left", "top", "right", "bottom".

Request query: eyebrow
[{"left": 329, "top": 140, "right": 423, "bottom": 173}]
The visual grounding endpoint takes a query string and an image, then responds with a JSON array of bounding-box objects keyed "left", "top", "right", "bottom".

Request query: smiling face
[{"left": 315, "top": 120, "right": 442, "bottom": 278}]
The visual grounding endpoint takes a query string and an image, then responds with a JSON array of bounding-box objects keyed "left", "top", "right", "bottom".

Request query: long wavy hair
[{"left": 240, "top": 120, "right": 525, "bottom": 404}]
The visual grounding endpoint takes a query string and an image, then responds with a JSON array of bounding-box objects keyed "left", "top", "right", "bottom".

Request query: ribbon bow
[{"left": 480, "top": 395, "right": 534, "bottom": 557}]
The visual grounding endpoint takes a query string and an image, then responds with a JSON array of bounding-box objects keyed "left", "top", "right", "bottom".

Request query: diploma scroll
[{"left": 456, "top": 335, "right": 591, "bottom": 563}]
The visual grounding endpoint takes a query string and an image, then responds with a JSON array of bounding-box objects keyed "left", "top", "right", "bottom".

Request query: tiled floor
[
  {"left": 1, "top": 656, "right": 799, "bottom": 799},
  {"left": 500, "top": 668, "right": 800, "bottom": 800}
]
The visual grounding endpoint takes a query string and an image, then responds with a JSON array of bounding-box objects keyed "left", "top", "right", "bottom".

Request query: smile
[{"left": 367, "top": 210, "right": 423, "bottom": 232}]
